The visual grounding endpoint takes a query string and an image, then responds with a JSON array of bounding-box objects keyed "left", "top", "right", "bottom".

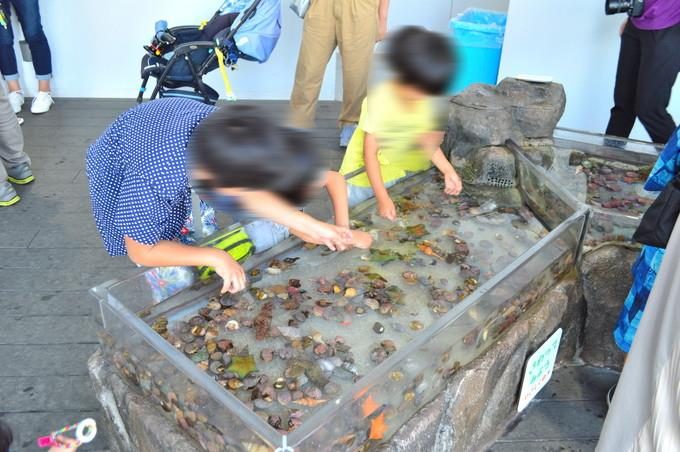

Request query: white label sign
[{"left": 517, "top": 328, "right": 562, "bottom": 412}]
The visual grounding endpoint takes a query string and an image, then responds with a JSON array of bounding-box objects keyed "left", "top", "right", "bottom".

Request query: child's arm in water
[
  {"left": 125, "top": 237, "right": 246, "bottom": 294},
  {"left": 364, "top": 132, "right": 397, "bottom": 221},
  {"left": 430, "top": 148, "right": 463, "bottom": 195},
  {"left": 421, "top": 131, "right": 463, "bottom": 196},
  {"left": 231, "top": 189, "right": 354, "bottom": 251},
  {"left": 324, "top": 171, "right": 373, "bottom": 249}
]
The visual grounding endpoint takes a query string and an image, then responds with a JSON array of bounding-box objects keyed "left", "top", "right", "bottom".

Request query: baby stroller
[{"left": 137, "top": 0, "right": 281, "bottom": 105}]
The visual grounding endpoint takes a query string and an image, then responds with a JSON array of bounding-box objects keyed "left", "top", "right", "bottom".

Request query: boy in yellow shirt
[{"left": 339, "top": 27, "right": 462, "bottom": 220}]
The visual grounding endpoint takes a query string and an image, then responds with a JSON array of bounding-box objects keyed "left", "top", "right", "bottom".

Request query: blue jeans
[{"left": 0, "top": 0, "right": 52, "bottom": 80}]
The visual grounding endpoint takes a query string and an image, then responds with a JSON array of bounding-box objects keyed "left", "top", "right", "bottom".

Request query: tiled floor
[
  {"left": 0, "top": 98, "right": 344, "bottom": 452},
  {"left": 0, "top": 99, "right": 619, "bottom": 452},
  {"left": 489, "top": 366, "right": 619, "bottom": 452}
]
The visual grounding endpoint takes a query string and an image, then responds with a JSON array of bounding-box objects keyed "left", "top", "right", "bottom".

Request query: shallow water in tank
[{"left": 147, "top": 173, "right": 550, "bottom": 431}]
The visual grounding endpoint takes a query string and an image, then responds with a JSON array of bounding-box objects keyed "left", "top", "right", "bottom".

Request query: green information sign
[{"left": 518, "top": 328, "right": 562, "bottom": 412}]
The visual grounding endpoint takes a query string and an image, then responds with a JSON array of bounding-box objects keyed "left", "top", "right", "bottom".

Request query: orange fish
[
  {"left": 369, "top": 412, "right": 388, "bottom": 440},
  {"left": 293, "top": 398, "right": 327, "bottom": 407},
  {"left": 361, "top": 395, "right": 380, "bottom": 417}
]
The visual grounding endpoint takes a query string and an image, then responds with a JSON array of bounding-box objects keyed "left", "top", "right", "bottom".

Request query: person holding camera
[{"left": 605, "top": 0, "right": 680, "bottom": 144}]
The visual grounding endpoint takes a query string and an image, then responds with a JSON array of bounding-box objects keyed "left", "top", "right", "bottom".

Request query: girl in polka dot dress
[{"left": 86, "top": 99, "right": 371, "bottom": 295}]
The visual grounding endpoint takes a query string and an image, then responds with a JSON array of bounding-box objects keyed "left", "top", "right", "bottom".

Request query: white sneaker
[
  {"left": 8, "top": 91, "right": 24, "bottom": 113},
  {"left": 30, "top": 91, "right": 54, "bottom": 114},
  {"left": 17, "top": 117, "right": 24, "bottom": 125}
]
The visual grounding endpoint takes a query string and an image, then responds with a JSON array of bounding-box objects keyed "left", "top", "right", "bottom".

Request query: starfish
[{"left": 227, "top": 355, "right": 257, "bottom": 379}]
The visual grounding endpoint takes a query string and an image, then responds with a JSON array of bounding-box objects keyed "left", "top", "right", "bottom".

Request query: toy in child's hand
[{"left": 37, "top": 418, "right": 97, "bottom": 449}]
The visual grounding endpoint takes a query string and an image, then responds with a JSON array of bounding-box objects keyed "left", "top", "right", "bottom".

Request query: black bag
[{"left": 633, "top": 174, "right": 680, "bottom": 249}]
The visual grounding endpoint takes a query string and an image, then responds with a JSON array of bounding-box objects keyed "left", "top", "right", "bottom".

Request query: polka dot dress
[{"left": 86, "top": 98, "right": 215, "bottom": 256}]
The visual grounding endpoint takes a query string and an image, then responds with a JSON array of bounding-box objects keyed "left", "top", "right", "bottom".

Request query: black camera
[{"left": 605, "top": 0, "right": 645, "bottom": 17}]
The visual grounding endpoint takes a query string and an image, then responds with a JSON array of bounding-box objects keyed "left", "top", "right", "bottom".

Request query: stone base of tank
[
  {"left": 383, "top": 277, "right": 583, "bottom": 452},
  {"left": 91, "top": 269, "right": 619, "bottom": 452},
  {"left": 89, "top": 350, "right": 200, "bottom": 452},
  {"left": 579, "top": 243, "right": 639, "bottom": 370}
]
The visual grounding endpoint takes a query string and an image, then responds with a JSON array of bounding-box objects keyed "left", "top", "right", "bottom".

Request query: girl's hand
[
  {"left": 49, "top": 436, "right": 80, "bottom": 452},
  {"left": 444, "top": 171, "right": 463, "bottom": 196},
  {"left": 377, "top": 196, "right": 397, "bottom": 221},
  {"left": 350, "top": 230, "right": 373, "bottom": 249},
  {"left": 212, "top": 252, "right": 246, "bottom": 294}
]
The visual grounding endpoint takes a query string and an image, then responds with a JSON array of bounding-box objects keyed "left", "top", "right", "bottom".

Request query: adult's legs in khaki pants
[{"left": 290, "top": 0, "right": 378, "bottom": 129}]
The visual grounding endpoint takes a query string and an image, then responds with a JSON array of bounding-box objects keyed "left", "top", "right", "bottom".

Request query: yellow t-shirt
[{"left": 339, "top": 82, "right": 437, "bottom": 187}]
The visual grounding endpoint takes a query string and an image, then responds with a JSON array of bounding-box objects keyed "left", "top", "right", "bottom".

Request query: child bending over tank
[
  {"left": 339, "top": 26, "right": 463, "bottom": 220},
  {"left": 86, "top": 99, "right": 371, "bottom": 295}
]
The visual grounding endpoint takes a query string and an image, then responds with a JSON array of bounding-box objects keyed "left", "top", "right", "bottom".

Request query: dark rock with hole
[
  {"left": 443, "top": 78, "right": 565, "bottom": 161},
  {"left": 462, "top": 146, "right": 516, "bottom": 188},
  {"left": 454, "top": 145, "right": 522, "bottom": 208},
  {"left": 443, "top": 84, "right": 521, "bottom": 160},
  {"left": 497, "top": 78, "right": 566, "bottom": 139}
]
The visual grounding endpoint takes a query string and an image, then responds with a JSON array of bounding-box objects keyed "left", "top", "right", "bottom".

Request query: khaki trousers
[
  {"left": 290, "top": 0, "right": 379, "bottom": 128},
  {"left": 0, "top": 84, "right": 29, "bottom": 183}
]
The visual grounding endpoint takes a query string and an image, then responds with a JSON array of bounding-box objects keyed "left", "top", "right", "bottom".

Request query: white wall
[
  {"left": 499, "top": 0, "right": 680, "bottom": 141},
  {"left": 450, "top": 0, "right": 509, "bottom": 18},
  {"left": 10, "top": 0, "right": 460, "bottom": 100},
  {"left": 11, "top": 0, "right": 335, "bottom": 100}
]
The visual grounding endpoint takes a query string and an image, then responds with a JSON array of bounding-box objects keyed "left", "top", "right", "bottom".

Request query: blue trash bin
[{"left": 449, "top": 9, "right": 507, "bottom": 94}]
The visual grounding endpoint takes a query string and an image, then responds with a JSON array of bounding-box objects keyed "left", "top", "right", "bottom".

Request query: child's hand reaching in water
[
  {"left": 444, "top": 171, "right": 463, "bottom": 196},
  {"left": 377, "top": 196, "right": 397, "bottom": 221},
  {"left": 350, "top": 230, "right": 373, "bottom": 249}
]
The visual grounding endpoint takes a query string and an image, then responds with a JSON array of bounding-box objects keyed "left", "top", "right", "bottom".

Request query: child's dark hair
[
  {"left": 386, "top": 26, "right": 456, "bottom": 96},
  {"left": 188, "top": 104, "right": 323, "bottom": 206},
  {"left": 0, "top": 420, "right": 13, "bottom": 452}
]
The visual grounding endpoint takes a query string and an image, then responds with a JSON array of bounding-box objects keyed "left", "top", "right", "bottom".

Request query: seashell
[
  {"left": 303, "top": 386, "right": 322, "bottom": 399},
  {"left": 277, "top": 391, "right": 292, "bottom": 405},
  {"left": 273, "top": 377, "right": 287, "bottom": 390},
  {"left": 227, "top": 379, "right": 243, "bottom": 390},
  {"left": 217, "top": 339, "right": 233, "bottom": 352},
  {"left": 344, "top": 287, "right": 357, "bottom": 298},
  {"left": 190, "top": 326, "right": 206, "bottom": 337},
  {"left": 364, "top": 298, "right": 380, "bottom": 310},
  {"left": 260, "top": 348, "right": 274, "bottom": 363},
  {"left": 389, "top": 371, "right": 404, "bottom": 381},
  {"left": 226, "top": 320, "right": 240, "bottom": 331},
  {"left": 209, "top": 361, "right": 225, "bottom": 375},
  {"left": 401, "top": 271, "right": 418, "bottom": 284}
]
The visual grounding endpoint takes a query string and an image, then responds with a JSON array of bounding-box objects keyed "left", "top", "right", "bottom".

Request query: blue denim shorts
[
  {"left": 347, "top": 177, "right": 404, "bottom": 208},
  {"left": 244, "top": 219, "right": 291, "bottom": 254}
]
